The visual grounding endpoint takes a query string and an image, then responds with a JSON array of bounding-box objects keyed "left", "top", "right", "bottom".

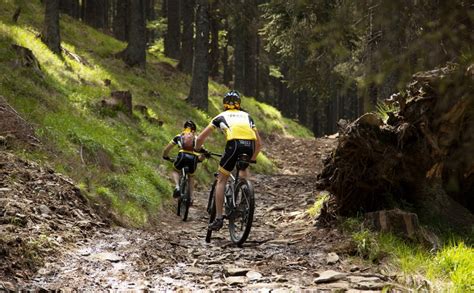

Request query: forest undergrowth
[{"left": 0, "top": 1, "right": 311, "bottom": 226}]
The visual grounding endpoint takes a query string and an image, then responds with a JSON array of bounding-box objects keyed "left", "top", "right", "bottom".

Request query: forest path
[{"left": 24, "top": 136, "right": 397, "bottom": 291}]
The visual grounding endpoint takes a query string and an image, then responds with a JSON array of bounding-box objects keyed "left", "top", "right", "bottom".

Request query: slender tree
[
  {"left": 188, "top": 0, "right": 209, "bottom": 110},
  {"left": 113, "top": 0, "right": 129, "bottom": 41},
  {"left": 233, "top": 22, "right": 245, "bottom": 93},
  {"left": 178, "top": 0, "right": 195, "bottom": 73},
  {"left": 145, "top": 0, "right": 156, "bottom": 44},
  {"left": 118, "top": 0, "right": 146, "bottom": 67},
  {"left": 243, "top": 0, "right": 258, "bottom": 97},
  {"left": 42, "top": 0, "right": 61, "bottom": 54},
  {"left": 83, "top": 0, "right": 108, "bottom": 29},
  {"left": 59, "top": 0, "right": 80, "bottom": 18},
  {"left": 209, "top": 1, "right": 220, "bottom": 79},
  {"left": 164, "top": 0, "right": 181, "bottom": 59}
]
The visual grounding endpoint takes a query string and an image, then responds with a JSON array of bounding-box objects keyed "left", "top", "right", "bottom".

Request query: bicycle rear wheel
[
  {"left": 205, "top": 181, "right": 217, "bottom": 243},
  {"left": 177, "top": 175, "right": 190, "bottom": 221},
  {"left": 228, "top": 179, "right": 255, "bottom": 246}
]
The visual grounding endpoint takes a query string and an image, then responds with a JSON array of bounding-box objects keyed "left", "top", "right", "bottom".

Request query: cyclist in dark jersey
[
  {"left": 163, "top": 120, "right": 205, "bottom": 202},
  {"left": 195, "top": 91, "right": 262, "bottom": 230}
]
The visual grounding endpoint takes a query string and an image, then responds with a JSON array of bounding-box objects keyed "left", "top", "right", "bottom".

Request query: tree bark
[
  {"left": 209, "top": 2, "right": 219, "bottom": 79},
  {"left": 233, "top": 23, "right": 245, "bottom": 93},
  {"left": 145, "top": 0, "right": 156, "bottom": 44},
  {"left": 83, "top": 0, "right": 107, "bottom": 29},
  {"left": 222, "top": 19, "right": 232, "bottom": 86},
  {"left": 113, "top": 0, "right": 129, "bottom": 41},
  {"left": 243, "top": 0, "right": 258, "bottom": 97},
  {"left": 59, "top": 0, "right": 80, "bottom": 18},
  {"left": 177, "top": 0, "right": 195, "bottom": 73},
  {"left": 118, "top": 0, "right": 146, "bottom": 68},
  {"left": 164, "top": 0, "right": 181, "bottom": 59},
  {"left": 42, "top": 0, "right": 61, "bottom": 54},
  {"left": 188, "top": 0, "right": 209, "bottom": 110}
]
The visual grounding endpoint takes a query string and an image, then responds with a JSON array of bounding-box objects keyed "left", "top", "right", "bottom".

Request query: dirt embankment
[{"left": 0, "top": 151, "right": 106, "bottom": 285}]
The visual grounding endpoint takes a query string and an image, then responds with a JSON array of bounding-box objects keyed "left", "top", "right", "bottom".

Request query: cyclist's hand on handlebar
[
  {"left": 250, "top": 160, "right": 257, "bottom": 164},
  {"left": 162, "top": 155, "right": 171, "bottom": 161}
]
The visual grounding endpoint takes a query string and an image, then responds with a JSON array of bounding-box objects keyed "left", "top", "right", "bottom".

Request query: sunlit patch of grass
[
  {"left": 375, "top": 101, "right": 398, "bottom": 123},
  {"left": 307, "top": 192, "right": 329, "bottom": 217},
  {"left": 428, "top": 242, "right": 474, "bottom": 291},
  {"left": 344, "top": 221, "right": 474, "bottom": 291}
]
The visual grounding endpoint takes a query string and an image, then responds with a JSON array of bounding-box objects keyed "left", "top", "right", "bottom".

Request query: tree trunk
[
  {"left": 83, "top": 0, "right": 107, "bottom": 29},
  {"left": 42, "top": 0, "right": 61, "bottom": 54},
  {"left": 209, "top": 3, "right": 219, "bottom": 79},
  {"left": 233, "top": 23, "right": 245, "bottom": 93},
  {"left": 177, "top": 0, "right": 194, "bottom": 73},
  {"left": 145, "top": 0, "right": 156, "bottom": 44},
  {"left": 298, "top": 92, "right": 308, "bottom": 126},
  {"left": 164, "top": 0, "right": 181, "bottom": 59},
  {"left": 59, "top": 0, "right": 80, "bottom": 18},
  {"left": 222, "top": 20, "right": 232, "bottom": 86},
  {"left": 244, "top": 16, "right": 257, "bottom": 97},
  {"left": 113, "top": 0, "right": 129, "bottom": 41},
  {"left": 187, "top": 0, "right": 209, "bottom": 110},
  {"left": 118, "top": 0, "right": 146, "bottom": 68}
]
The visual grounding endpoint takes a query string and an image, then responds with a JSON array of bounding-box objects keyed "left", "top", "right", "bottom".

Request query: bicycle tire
[
  {"left": 205, "top": 181, "right": 217, "bottom": 243},
  {"left": 228, "top": 179, "right": 255, "bottom": 246},
  {"left": 180, "top": 175, "right": 190, "bottom": 221}
]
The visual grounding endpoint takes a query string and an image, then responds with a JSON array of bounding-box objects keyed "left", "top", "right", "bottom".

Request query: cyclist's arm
[
  {"left": 251, "top": 128, "right": 262, "bottom": 161},
  {"left": 162, "top": 142, "right": 175, "bottom": 158},
  {"left": 195, "top": 124, "right": 214, "bottom": 151}
]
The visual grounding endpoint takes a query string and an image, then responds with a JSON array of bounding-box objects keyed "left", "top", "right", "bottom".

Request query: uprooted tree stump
[
  {"left": 100, "top": 91, "right": 133, "bottom": 116},
  {"left": 317, "top": 63, "right": 474, "bottom": 226}
]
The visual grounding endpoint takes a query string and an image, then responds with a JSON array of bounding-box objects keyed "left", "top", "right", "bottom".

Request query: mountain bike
[
  {"left": 164, "top": 157, "right": 193, "bottom": 221},
  {"left": 205, "top": 153, "right": 255, "bottom": 247}
]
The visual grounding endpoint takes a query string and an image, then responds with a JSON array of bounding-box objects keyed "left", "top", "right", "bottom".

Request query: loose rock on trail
[{"left": 2, "top": 136, "right": 402, "bottom": 291}]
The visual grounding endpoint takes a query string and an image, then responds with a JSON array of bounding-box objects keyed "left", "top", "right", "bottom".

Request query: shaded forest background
[{"left": 54, "top": 0, "right": 473, "bottom": 136}]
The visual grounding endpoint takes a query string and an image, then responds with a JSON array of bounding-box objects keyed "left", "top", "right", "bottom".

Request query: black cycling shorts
[
  {"left": 219, "top": 139, "right": 255, "bottom": 175},
  {"left": 174, "top": 152, "right": 198, "bottom": 174}
]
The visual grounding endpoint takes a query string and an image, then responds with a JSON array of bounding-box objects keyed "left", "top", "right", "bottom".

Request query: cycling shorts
[
  {"left": 219, "top": 139, "right": 255, "bottom": 176},
  {"left": 174, "top": 152, "right": 198, "bottom": 175}
]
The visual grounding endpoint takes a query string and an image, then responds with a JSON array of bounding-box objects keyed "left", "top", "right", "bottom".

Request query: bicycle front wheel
[
  {"left": 205, "top": 180, "right": 217, "bottom": 243},
  {"left": 228, "top": 179, "right": 255, "bottom": 246}
]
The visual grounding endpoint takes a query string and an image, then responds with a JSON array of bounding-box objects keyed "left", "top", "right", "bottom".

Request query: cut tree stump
[
  {"left": 11, "top": 44, "right": 42, "bottom": 74},
  {"left": 100, "top": 91, "right": 133, "bottom": 116}
]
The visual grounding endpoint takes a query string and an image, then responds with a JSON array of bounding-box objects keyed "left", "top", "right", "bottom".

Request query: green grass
[
  {"left": 307, "top": 191, "right": 329, "bottom": 218},
  {"left": 0, "top": 1, "right": 311, "bottom": 225},
  {"left": 341, "top": 217, "right": 474, "bottom": 291}
]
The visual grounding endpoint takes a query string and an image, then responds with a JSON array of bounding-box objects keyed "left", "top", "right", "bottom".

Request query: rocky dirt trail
[{"left": 2, "top": 136, "right": 402, "bottom": 291}]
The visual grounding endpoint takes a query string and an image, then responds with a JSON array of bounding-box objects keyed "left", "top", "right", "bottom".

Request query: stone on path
[
  {"left": 326, "top": 252, "right": 339, "bottom": 264},
  {"left": 92, "top": 252, "right": 122, "bottom": 263},
  {"left": 225, "top": 276, "right": 247, "bottom": 285},
  {"left": 246, "top": 271, "right": 263, "bottom": 281},
  {"left": 225, "top": 266, "right": 251, "bottom": 276},
  {"left": 314, "top": 270, "right": 347, "bottom": 284}
]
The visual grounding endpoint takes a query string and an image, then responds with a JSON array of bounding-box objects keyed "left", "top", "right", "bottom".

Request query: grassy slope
[{"left": 0, "top": 1, "right": 311, "bottom": 226}]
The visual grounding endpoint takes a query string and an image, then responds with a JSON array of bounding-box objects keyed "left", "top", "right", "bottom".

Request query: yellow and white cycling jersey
[{"left": 210, "top": 109, "right": 257, "bottom": 141}]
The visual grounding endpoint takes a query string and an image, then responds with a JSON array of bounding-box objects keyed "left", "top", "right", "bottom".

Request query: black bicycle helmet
[
  {"left": 223, "top": 90, "right": 241, "bottom": 110},
  {"left": 183, "top": 120, "right": 196, "bottom": 131}
]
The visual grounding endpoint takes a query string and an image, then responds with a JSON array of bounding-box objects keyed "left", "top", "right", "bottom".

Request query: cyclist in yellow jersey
[{"left": 195, "top": 91, "right": 262, "bottom": 230}]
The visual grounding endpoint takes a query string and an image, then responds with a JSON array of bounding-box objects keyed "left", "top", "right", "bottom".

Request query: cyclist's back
[{"left": 195, "top": 90, "right": 262, "bottom": 231}]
